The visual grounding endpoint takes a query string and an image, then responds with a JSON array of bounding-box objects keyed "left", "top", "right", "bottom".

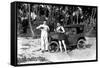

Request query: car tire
[
  {"left": 77, "top": 39, "right": 86, "bottom": 49},
  {"left": 48, "top": 41, "right": 59, "bottom": 53}
]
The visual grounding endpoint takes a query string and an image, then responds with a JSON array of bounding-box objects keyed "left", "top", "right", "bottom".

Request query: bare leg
[
  {"left": 62, "top": 40, "right": 67, "bottom": 52},
  {"left": 59, "top": 41, "right": 62, "bottom": 52}
]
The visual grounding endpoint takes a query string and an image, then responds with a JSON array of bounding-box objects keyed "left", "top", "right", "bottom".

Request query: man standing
[{"left": 36, "top": 21, "right": 49, "bottom": 53}]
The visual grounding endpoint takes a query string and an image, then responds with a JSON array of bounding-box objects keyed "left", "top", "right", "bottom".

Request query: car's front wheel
[{"left": 48, "top": 41, "right": 59, "bottom": 53}]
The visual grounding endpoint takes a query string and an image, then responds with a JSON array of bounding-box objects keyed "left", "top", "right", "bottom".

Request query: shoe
[
  {"left": 41, "top": 50, "right": 45, "bottom": 53},
  {"left": 45, "top": 50, "right": 48, "bottom": 52}
]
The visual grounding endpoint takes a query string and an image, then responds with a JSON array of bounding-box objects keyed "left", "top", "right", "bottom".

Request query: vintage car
[{"left": 48, "top": 24, "right": 86, "bottom": 53}]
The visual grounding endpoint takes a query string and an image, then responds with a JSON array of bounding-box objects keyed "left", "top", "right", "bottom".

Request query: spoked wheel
[
  {"left": 77, "top": 39, "right": 86, "bottom": 49},
  {"left": 48, "top": 41, "right": 59, "bottom": 53}
]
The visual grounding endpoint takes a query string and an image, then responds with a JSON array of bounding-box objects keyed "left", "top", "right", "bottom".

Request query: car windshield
[{"left": 65, "top": 26, "right": 84, "bottom": 35}]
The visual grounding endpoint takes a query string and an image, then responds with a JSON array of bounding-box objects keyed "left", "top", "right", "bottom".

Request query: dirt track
[{"left": 17, "top": 37, "right": 96, "bottom": 64}]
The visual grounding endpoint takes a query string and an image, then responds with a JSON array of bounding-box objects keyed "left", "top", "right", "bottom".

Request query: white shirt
[{"left": 36, "top": 24, "right": 49, "bottom": 36}]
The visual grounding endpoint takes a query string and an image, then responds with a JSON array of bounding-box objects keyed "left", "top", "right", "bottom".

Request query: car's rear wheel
[
  {"left": 48, "top": 41, "right": 59, "bottom": 53},
  {"left": 77, "top": 39, "right": 86, "bottom": 49}
]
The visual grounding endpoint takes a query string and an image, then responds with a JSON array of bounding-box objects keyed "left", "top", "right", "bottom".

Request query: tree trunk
[{"left": 28, "top": 4, "right": 34, "bottom": 37}]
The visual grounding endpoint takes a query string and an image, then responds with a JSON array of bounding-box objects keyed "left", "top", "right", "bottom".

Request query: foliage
[{"left": 17, "top": 3, "right": 97, "bottom": 37}]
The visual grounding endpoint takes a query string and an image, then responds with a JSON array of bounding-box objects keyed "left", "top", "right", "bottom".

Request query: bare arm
[
  {"left": 36, "top": 25, "right": 42, "bottom": 29},
  {"left": 61, "top": 26, "right": 65, "bottom": 33},
  {"left": 47, "top": 26, "right": 50, "bottom": 31},
  {"left": 57, "top": 26, "right": 65, "bottom": 33}
]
